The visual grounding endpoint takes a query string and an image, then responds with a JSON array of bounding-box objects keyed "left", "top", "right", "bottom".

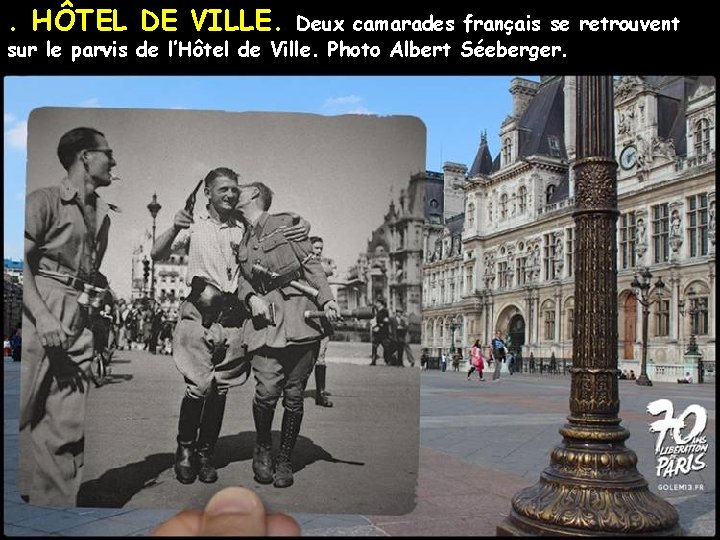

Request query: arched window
[
  {"left": 518, "top": 186, "right": 527, "bottom": 214},
  {"left": 694, "top": 118, "right": 711, "bottom": 156},
  {"left": 545, "top": 184, "right": 556, "bottom": 203},
  {"left": 502, "top": 137, "right": 512, "bottom": 165},
  {"left": 500, "top": 194, "right": 508, "bottom": 219}
]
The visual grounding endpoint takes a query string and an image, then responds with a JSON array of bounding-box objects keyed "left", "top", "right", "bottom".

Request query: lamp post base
[
  {"left": 496, "top": 425, "right": 681, "bottom": 536},
  {"left": 636, "top": 374, "right": 653, "bottom": 386}
]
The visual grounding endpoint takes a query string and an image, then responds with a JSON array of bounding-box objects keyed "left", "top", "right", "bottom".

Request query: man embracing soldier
[
  {"left": 235, "top": 182, "right": 340, "bottom": 488},
  {"left": 152, "top": 169, "right": 309, "bottom": 485}
]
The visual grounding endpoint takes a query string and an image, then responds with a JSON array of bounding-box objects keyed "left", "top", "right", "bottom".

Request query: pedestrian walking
[
  {"left": 394, "top": 309, "right": 415, "bottom": 367},
  {"left": 10, "top": 328, "right": 22, "bottom": 362},
  {"left": 234, "top": 181, "right": 340, "bottom": 488},
  {"left": 491, "top": 331, "right": 507, "bottom": 381},
  {"left": 467, "top": 340, "right": 485, "bottom": 381},
  {"left": 20, "top": 126, "right": 119, "bottom": 506},
  {"left": 440, "top": 352, "right": 448, "bottom": 372},
  {"left": 370, "top": 298, "right": 391, "bottom": 365},
  {"left": 507, "top": 350, "right": 516, "bottom": 375}
]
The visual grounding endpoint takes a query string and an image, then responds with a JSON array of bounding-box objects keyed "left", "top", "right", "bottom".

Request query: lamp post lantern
[
  {"left": 147, "top": 193, "right": 162, "bottom": 301},
  {"left": 630, "top": 268, "right": 666, "bottom": 386}
]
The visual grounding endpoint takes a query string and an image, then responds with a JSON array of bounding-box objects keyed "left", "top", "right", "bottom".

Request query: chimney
[{"left": 510, "top": 77, "right": 540, "bottom": 118}]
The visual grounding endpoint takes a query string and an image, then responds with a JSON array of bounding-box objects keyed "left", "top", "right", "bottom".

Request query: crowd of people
[{"left": 111, "top": 299, "right": 178, "bottom": 355}]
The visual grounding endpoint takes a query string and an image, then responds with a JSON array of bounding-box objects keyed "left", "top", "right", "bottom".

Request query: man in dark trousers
[
  {"left": 491, "top": 330, "right": 507, "bottom": 381},
  {"left": 20, "top": 126, "right": 118, "bottom": 506},
  {"left": 310, "top": 236, "right": 334, "bottom": 407},
  {"left": 235, "top": 181, "right": 340, "bottom": 488},
  {"left": 394, "top": 308, "right": 415, "bottom": 367},
  {"left": 370, "top": 298, "right": 391, "bottom": 365}
]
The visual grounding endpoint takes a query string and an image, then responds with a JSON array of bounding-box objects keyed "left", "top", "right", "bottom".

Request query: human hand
[
  {"left": 248, "top": 294, "right": 271, "bottom": 321},
  {"left": 173, "top": 208, "right": 194, "bottom": 230},
  {"left": 282, "top": 214, "right": 310, "bottom": 242},
  {"left": 151, "top": 486, "right": 300, "bottom": 536},
  {"left": 323, "top": 300, "right": 341, "bottom": 322},
  {"left": 35, "top": 311, "right": 69, "bottom": 349},
  {"left": 47, "top": 347, "right": 87, "bottom": 393}
]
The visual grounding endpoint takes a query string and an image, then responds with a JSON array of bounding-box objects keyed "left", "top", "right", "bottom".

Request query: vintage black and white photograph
[{"left": 19, "top": 107, "right": 425, "bottom": 515}]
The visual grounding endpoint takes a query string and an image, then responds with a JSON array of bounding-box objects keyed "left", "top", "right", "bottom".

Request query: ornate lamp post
[
  {"left": 630, "top": 268, "right": 666, "bottom": 386},
  {"left": 146, "top": 193, "right": 162, "bottom": 301},
  {"left": 679, "top": 289, "right": 706, "bottom": 355},
  {"left": 448, "top": 320, "right": 459, "bottom": 353},
  {"left": 498, "top": 76, "right": 680, "bottom": 536}
]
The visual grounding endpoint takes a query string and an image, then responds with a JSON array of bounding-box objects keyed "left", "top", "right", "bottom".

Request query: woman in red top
[{"left": 467, "top": 339, "right": 485, "bottom": 381}]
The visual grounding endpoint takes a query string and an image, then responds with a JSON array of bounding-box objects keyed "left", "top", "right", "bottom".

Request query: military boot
[
  {"left": 314, "top": 364, "right": 333, "bottom": 407},
  {"left": 252, "top": 404, "right": 275, "bottom": 484},
  {"left": 273, "top": 410, "right": 303, "bottom": 488},
  {"left": 175, "top": 394, "right": 204, "bottom": 484},
  {"left": 196, "top": 392, "right": 227, "bottom": 483}
]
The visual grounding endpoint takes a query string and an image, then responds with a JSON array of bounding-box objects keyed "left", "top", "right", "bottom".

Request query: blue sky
[{"left": 4, "top": 75, "right": 529, "bottom": 264}]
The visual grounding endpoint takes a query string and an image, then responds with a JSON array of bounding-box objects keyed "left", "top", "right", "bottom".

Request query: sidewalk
[{"left": 4, "top": 353, "right": 715, "bottom": 536}]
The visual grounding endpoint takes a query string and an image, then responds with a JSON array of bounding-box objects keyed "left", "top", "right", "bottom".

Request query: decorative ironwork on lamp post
[
  {"left": 498, "top": 76, "right": 680, "bottom": 536},
  {"left": 147, "top": 193, "right": 162, "bottom": 301},
  {"left": 448, "top": 320, "right": 459, "bottom": 354},
  {"left": 630, "top": 268, "right": 666, "bottom": 386},
  {"left": 679, "top": 289, "right": 706, "bottom": 355}
]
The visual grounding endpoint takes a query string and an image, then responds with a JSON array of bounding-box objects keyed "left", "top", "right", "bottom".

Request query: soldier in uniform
[
  {"left": 152, "top": 168, "right": 310, "bottom": 484},
  {"left": 20, "top": 126, "right": 118, "bottom": 506},
  {"left": 235, "top": 182, "right": 340, "bottom": 488},
  {"left": 310, "top": 236, "right": 334, "bottom": 407}
]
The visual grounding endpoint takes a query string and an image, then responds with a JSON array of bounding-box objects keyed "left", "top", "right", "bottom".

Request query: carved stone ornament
[
  {"left": 614, "top": 75, "right": 647, "bottom": 103},
  {"left": 651, "top": 136, "right": 676, "bottom": 161},
  {"left": 617, "top": 105, "right": 635, "bottom": 135},
  {"left": 573, "top": 158, "right": 618, "bottom": 211}
]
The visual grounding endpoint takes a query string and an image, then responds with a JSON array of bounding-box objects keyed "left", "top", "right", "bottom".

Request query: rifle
[
  {"left": 304, "top": 306, "right": 375, "bottom": 320},
  {"left": 184, "top": 179, "right": 204, "bottom": 213}
]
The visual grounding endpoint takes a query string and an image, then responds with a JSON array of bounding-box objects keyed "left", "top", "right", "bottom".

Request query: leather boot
[
  {"left": 175, "top": 394, "right": 204, "bottom": 484},
  {"left": 252, "top": 404, "right": 275, "bottom": 484},
  {"left": 274, "top": 410, "right": 303, "bottom": 488},
  {"left": 314, "top": 365, "right": 333, "bottom": 407},
  {"left": 196, "top": 392, "right": 227, "bottom": 483}
]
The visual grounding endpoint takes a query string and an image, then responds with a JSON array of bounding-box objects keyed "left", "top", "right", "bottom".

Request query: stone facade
[{"left": 422, "top": 76, "right": 716, "bottom": 382}]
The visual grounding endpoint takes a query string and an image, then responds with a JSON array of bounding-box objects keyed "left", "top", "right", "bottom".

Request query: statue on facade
[
  {"left": 554, "top": 235, "right": 564, "bottom": 275},
  {"left": 635, "top": 217, "right": 648, "bottom": 259},
  {"left": 709, "top": 203, "right": 716, "bottom": 247},
  {"left": 670, "top": 210, "right": 682, "bottom": 238},
  {"left": 669, "top": 209, "right": 683, "bottom": 259},
  {"left": 617, "top": 106, "right": 635, "bottom": 134},
  {"left": 651, "top": 136, "right": 676, "bottom": 161}
]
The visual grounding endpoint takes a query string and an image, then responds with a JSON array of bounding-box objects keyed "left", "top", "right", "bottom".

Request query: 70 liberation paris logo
[{"left": 647, "top": 399, "right": 708, "bottom": 492}]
